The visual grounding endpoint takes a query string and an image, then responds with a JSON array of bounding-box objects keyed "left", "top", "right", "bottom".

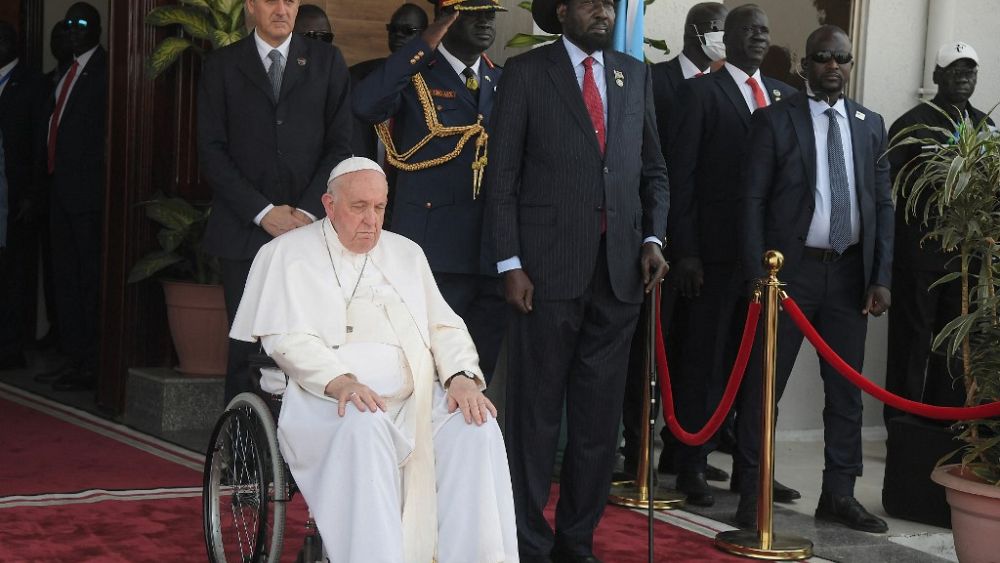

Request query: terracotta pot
[
  {"left": 931, "top": 464, "right": 1000, "bottom": 563},
  {"left": 162, "top": 281, "right": 228, "bottom": 376}
]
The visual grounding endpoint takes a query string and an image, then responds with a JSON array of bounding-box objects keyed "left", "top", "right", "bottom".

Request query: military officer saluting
[{"left": 353, "top": 0, "right": 507, "bottom": 383}]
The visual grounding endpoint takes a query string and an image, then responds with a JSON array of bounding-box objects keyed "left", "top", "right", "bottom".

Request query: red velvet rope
[
  {"left": 782, "top": 296, "right": 1000, "bottom": 420},
  {"left": 655, "top": 294, "right": 762, "bottom": 446}
]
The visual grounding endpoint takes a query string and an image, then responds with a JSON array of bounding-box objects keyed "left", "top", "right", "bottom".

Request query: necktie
[
  {"left": 462, "top": 67, "right": 479, "bottom": 98},
  {"left": 267, "top": 50, "right": 284, "bottom": 100},
  {"left": 582, "top": 57, "right": 605, "bottom": 154},
  {"left": 825, "top": 108, "right": 852, "bottom": 254},
  {"left": 47, "top": 60, "right": 79, "bottom": 175},
  {"left": 695, "top": 71, "right": 705, "bottom": 77},
  {"left": 745, "top": 76, "right": 767, "bottom": 111}
]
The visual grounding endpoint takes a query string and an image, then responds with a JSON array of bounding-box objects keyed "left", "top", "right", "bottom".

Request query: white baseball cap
[
  {"left": 936, "top": 41, "right": 979, "bottom": 68},
  {"left": 327, "top": 156, "right": 385, "bottom": 186}
]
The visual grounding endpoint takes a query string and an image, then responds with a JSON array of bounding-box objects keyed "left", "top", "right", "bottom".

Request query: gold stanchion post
[
  {"left": 609, "top": 287, "right": 686, "bottom": 510},
  {"left": 715, "top": 251, "right": 813, "bottom": 560}
]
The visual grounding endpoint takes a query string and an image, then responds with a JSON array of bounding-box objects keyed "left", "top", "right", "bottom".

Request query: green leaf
[
  {"left": 128, "top": 251, "right": 185, "bottom": 283},
  {"left": 180, "top": 0, "right": 211, "bottom": 8},
  {"left": 143, "top": 196, "right": 202, "bottom": 231},
  {"left": 212, "top": 29, "right": 245, "bottom": 49},
  {"left": 158, "top": 228, "right": 186, "bottom": 253},
  {"left": 928, "top": 271, "right": 963, "bottom": 290},
  {"left": 506, "top": 33, "right": 559, "bottom": 49},
  {"left": 518, "top": 1, "right": 532, "bottom": 9},
  {"left": 146, "top": 5, "right": 214, "bottom": 41},
  {"left": 146, "top": 37, "right": 193, "bottom": 79},
  {"left": 644, "top": 37, "right": 670, "bottom": 55},
  {"left": 228, "top": 0, "right": 245, "bottom": 32}
]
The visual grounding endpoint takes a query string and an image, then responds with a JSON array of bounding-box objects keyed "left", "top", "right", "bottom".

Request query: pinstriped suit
[{"left": 485, "top": 39, "right": 668, "bottom": 559}]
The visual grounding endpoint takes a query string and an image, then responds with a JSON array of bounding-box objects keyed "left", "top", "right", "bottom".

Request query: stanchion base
[
  {"left": 714, "top": 530, "right": 813, "bottom": 560},
  {"left": 607, "top": 482, "right": 686, "bottom": 510}
]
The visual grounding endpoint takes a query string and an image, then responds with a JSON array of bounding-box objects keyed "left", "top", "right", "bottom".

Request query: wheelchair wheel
[{"left": 204, "top": 393, "right": 287, "bottom": 563}]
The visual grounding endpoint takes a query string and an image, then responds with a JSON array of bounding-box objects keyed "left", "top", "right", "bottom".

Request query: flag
[{"left": 612, "top": 0, "right": 645, "bottom": 61}]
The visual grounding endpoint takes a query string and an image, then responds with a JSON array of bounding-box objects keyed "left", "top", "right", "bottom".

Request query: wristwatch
[{"left": 445, "top": 370, "right": 477, "bottom": 389}]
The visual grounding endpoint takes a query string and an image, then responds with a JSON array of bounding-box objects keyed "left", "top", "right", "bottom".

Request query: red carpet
[{"left": 0, "top": 383, "right": 749, "bottom": 562}]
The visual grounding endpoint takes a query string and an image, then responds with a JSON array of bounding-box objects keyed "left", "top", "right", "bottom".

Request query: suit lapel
[
  {"left": 603, "top": 51, "right": 624, "bottom": 155},
  {"left": 789, "top": 93, "right": 817, "bottom": 193},
  {"left": 714, "top": 67, "right": 751, "bottom": 128},
  {"left": 761, "top": 77, "right": 787, "bottom": 105},
  {"left": 546, "top": 42, "right": 603, "bottom": 157},
  {"left": 61, "top": 47, "right": 104, "bottom": 121},
  {"left": 477, "top": 58, "right": 499, "bottom": 117},
  {"left": 278, "top": 35, "right": 307, "bottom": 102},
  {"left": 845, "top": 98, "right": 869, "bottom": 194},
  {"left": 236, "top": 37, "right": 277, "bottom": 103}
]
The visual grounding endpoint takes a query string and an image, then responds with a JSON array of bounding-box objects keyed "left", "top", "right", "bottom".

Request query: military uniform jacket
[{"left": 352, "top": 38, "right": 501, "bottom": 276}]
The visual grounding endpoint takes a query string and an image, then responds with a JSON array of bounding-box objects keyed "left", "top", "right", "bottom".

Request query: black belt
[{"left": 802, "top": 245, "right": 858, "bottom": 263}]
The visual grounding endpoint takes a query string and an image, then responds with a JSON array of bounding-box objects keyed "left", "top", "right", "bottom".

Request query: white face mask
[{"left": 701, "top": 31, "right": 726, "bottom": 62}]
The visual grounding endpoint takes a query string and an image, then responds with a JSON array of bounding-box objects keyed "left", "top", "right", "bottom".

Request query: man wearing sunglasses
[
  {"left": 198, "top": 0, "right": 353, "bottom": 403},
  {"left": 353, "top": 0, "right": 508, "bottom": 389},
  {"left": 663, "top": 3, "right": 798, "bottom": 509},
  {"left": 738, "top": 25, "right": 893, "bottom": 534},
  {"left": 34, "top": 2, "right": 107, "bottom": 392},
  {"left": 293, "top": 4, "right": 334, "bottom": 45},
  {"left": 885, "top": 42, "right": 992, "bottom": 425}
]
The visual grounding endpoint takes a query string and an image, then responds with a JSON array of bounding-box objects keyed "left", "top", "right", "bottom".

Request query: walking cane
[{"left": 609, "top": 285, "right": 685, "bottom": 558}]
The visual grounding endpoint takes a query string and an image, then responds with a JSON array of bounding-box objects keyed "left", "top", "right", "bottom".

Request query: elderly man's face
[
  {"left": 321, "top": 170, "right": 388, "bottom": 254},
  {"left": 246, "top": 0, "right": 298, "bottom": 47},
  {"left": 935, "top": 59, "right": 978, "bottom": 105},
  {"left": 558, "top": 0, "right": 615, "bottom": 54}
]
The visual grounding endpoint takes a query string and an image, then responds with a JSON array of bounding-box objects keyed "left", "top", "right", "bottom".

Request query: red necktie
[
  {"left": 582, "top": 57, "right": 605, "bottom": 154},
  {"left": 48, "top": 60, "right": 79, "bottom": 174},
  {"left": 746, "top": 76, "right": 767, "bottom": 111}
]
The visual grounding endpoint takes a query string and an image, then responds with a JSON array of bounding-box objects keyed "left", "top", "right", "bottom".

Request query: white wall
[{"left": 644, "top": 0, "right": 701, "bottom": 63}]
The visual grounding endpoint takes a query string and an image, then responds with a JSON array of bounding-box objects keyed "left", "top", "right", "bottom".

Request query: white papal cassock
[{"left": 230, "top": 219, "right": 518, "bottom": 563}]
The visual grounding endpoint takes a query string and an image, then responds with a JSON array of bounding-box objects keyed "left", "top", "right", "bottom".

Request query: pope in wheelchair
[{"left": 230, "top": 157, "right": 519, "bottom": 563}]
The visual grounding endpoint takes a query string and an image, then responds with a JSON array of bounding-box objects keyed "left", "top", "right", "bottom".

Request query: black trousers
[
  {"left": 670, "top": 262, "right": 745, "bottom": 472},
  {"left": 505, "top": 243, "right": 640, "bottom": 558},
  {"left": 49, "top": 202, "right": 101, "bottom": 369},
  {"left": 884, "top": 267, "right": 964, "bottom": 424},
  {"left": 734, "top": 248, "right": 866, "bottom": 497},
  {"left": 0, "top": 217, "right": 39, "bottom": 357},
  {"left": 433, "top": 272, "right": 507, "bottom": 383},
  {"left": 221, "top": 257, "right": 256, "bottom": 403}
]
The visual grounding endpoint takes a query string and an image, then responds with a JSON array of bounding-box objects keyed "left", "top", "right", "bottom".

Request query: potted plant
[
  {"left": 146, "top": 0, "right": 247, "bottom": 79},
  {"left": 129, "top": 195, "right": 227, "bottom": 376},
  {"left": 891, "top": 103, "right": 1000, "bottom": 561}
]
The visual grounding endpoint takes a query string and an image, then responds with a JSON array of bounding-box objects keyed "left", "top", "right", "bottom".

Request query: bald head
[{"left": 805, "top": 24, "right": 849, "bottom": 55}]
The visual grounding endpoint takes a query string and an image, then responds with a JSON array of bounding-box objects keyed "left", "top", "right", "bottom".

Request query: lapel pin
[
  {"left": 614, "top": 69, "right": 624, "bottom": 87},
  {"left": 855, "top": 110, "right": 866, "bottom": 120},
  {"left": 297, "top": 57, "right": 306, "bottom": 66},
  {"left": 772, "top": 89, "right": 781, "bottom": 99},
  {"left": 484, "top": 75, "right": 492, "bottom": 82}
]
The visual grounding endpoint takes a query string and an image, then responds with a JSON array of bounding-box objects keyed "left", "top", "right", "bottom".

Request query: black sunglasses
[
  {"left": 386, "top": 24, "right": 424, "bottom": 35},
  {"left": 300, "top": 30, "right": 334, "bottom": 43},
  {"left": 63, "top": 18, "right": 90, "bottom": 30},
  {"left": 810, "top": 50, "right": 853, "bottom": 65}
]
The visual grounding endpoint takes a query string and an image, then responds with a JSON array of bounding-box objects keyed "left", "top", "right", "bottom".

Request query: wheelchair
[{"left": 202, "top": 354, "right": 324, "bottom": 563}]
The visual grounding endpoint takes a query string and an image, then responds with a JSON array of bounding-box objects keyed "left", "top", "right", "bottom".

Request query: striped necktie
[
  {"left": 267, "top": 50, "right": 284, "bottom": 100},
  {"left": 825, "top": 108, "right": 852, "bottom": 254}
]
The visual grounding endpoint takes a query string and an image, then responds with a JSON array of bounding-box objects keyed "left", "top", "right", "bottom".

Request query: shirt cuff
[
  {"left": 253, "top": 204, "right": 275, "bottom": 226},
  {"left": 296, "top": 208, "right": 318, "bottom": 222},
  {"left": 497, "top": 256, "right": 522, "bottom": 273},
  {"left": 643, "top": 236, "right": 663, "bottom": 246}
]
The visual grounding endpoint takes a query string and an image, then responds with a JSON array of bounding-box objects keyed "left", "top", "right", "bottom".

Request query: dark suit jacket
[
  {"left": 486, "top": 41, "right": 669, "bottom": 304},
  {"left": 353, "top": 39, "right": 501, "bottom": 275},
  {"left": 650, "top": 56, "right": 684, "bottom": 152},
  {"left": 668, "top": 67, "right": 795, "bottom": 264},
  {"left": 0, "top": 61, "right": 46, "bottom": 208},
  {"left": 198, "top": 34, "right": 353, "bottom": 261},
  {"left": 49, "top": 46, "right": 107, "bottom": 215},
  {"left": 348, "top": 57, "right": 386, "bottom": 160},
  {"left": 888, "top": 98, "right": 993, "bottom": 271},
  {"left": 741, "top": 91, "right": 893, "bottom": 289}
]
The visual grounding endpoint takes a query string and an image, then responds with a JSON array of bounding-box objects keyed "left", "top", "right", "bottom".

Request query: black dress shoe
[
  {"left": 734, "top": 494, "right": 757, "bottom": 529},
  {"left": 676, "top": 471, "right": 714, "bottom": 507},
  {"left": 704, "top": 464, "right": 729, "bottom": 482},
  {"left": 815, "top": 492, "right": 888, "bottom": 533},
  {"left": 52, "top": 369, "right": 96, "bottom": 391},
  {"left": 34, "top": 363, "right": 74, "bottom": 383},
  {"left": 657, "top": 453, "right": 729, "bottom": 482},
  {"left": 730, "top": 475, "right": 801, "bottom": 503}
]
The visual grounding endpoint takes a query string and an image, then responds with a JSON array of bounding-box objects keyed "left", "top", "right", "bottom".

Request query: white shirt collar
[
  {"left": 254, "top": 29, "right": 293, "bottom": 65},
  {"left": 678, "top": 52, "right": 706, "bottom": 79},
  {"left": 562, "top": 36, "right": 604, "bottom": 70},
  {"left": 0, "top": 58, "right": 18, "bottom": 79},
  {"left": 724, "top": 62, "right": 762, "bottom": 86},
  {"left": 809, "top": 96, "right": 847, "bottom": 119},
  {"left": 73, "top": 45, "right": 99, "bottom": 71},
  {"left": 437, "top": 43, "right": 481, "bottom": 79}
]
